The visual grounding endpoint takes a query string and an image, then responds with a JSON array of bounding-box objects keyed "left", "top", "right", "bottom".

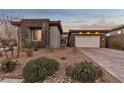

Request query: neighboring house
[
  {"left": 68, "top": 29, "right": 111, "bottom": 48},
  {"left": 11, "top": 19, "right": 63, "bottom": 48},
  {"left": 106, "top": 25, "right": 124, "bottom": 48}
]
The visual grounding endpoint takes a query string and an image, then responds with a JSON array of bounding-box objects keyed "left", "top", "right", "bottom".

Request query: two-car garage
[
  {"left": 68, "top": 30, "right": 107, "bottom": 48},
  {"left": 75, "top": 35, "right": 100, "bottom": 48}
]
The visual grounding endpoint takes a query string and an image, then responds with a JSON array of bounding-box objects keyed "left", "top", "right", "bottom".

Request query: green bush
[
  {"left": 110, "top": 40, "right": 121, "bottom": 49},
  {"left": 24, "top": 40, "right": 34, "bottom": 57},
  {"left": 0, "top": 59, "right": 18, "bottom": 73},
  {"left": 23, "top": 57, "right": 59, "bottom": 83},
  {"left": 25, "top": 49, "right": 33, "bottom": 57},
  {"left": 65, "top": 61, "right": 103, "bottom": 83}
]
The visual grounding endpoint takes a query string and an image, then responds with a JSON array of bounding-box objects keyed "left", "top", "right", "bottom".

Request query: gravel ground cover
[{"left": 0, "top": 48, "right": 118, "bottom": 83}]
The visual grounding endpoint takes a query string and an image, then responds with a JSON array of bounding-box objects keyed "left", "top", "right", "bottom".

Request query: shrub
[
  {"left": 110, "top": 40, "right": 121, "bottom": 49},
  {"left": 25, "top": 49, "right": 33, "bottom": 57},
  {"left": 0, "top": 59, "right": 18, "bottom": 73},
  {"left": 23, "top": 57, "right": 59, "bottom": 83},
  {"left": 24, "top": 40, "right": 34, "bottom": 57},
  {"left": 65, "top": 61, "right": 103, "bottom": 83},
  {"left": 23, "top": 59, "right": 47, "bottom": 83}
]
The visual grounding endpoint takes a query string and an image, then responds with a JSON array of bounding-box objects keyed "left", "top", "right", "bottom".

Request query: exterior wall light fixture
[
  {"left": 79, "top": 32, "right": 83, "bottom": 35},
  {"left": 86, "top": 32, "right": 90, "bottom": 34},
  {"left": 95, "top": 32, "right": 99, "bottom": 34}
]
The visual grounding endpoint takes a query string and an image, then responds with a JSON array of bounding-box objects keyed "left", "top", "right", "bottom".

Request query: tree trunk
[
  {"left": 17, "top": 31, "right": 20, "bottom": 58},
  {"left": 11, "top": 44, "right": 14, "bottom": 58},
  {"left": 17, "top": 41, "right": 20, "bottom": 58},
  {"left": 2, "top": 44, "right": 8, "bottom": 58}
]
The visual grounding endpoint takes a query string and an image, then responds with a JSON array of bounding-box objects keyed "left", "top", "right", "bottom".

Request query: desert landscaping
[{"left": 0, "top": 47, "right": 119, "bottom": 83}]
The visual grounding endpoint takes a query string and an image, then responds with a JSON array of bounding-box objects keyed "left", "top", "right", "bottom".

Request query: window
[{"left": 32, "top": 29, "right": 42, "bottom": 41}]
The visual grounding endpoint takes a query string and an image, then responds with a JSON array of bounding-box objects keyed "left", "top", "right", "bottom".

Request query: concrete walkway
[
  {"left": 79, "top": 48, "right": 124, "bottom": 83},
  {"left": 0, "top": 79, "right": 24, "bottom": 83}
]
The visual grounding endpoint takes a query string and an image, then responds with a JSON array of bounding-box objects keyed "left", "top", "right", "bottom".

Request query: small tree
[
  {"left": 0, "top": 14, "right": 22, "bottom": 58},
  {"left": 0, "top": 37, "right": 8, "bottom": 58}
]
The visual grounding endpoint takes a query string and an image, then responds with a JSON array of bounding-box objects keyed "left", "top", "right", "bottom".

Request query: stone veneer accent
[
  {"left": 20, "top": 19, "right": 49, "bottom": 48},
  {"left": 106, "top": 34, "right": 124, "bottom": 48}
]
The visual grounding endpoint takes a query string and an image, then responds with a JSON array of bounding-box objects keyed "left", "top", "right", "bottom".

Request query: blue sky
[{"left": 0, "top": 9, "right": 124, "bottom": 32}]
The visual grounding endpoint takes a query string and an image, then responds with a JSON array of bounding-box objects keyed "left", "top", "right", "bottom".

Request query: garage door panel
[{"left": 75, "top": 36, "right": 100, "bottom": 48}]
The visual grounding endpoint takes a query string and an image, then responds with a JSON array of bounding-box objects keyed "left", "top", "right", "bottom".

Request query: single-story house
[
  {"left": 11, "top": 19, "right": 124, "bottom": 48},
  {"left": 11, "top": 19, "right": 63, "bottom": 48}
]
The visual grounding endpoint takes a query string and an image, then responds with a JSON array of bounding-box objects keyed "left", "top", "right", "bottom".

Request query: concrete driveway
[{"left": 79, "top": 48, "right": 124, "bottom": 83}]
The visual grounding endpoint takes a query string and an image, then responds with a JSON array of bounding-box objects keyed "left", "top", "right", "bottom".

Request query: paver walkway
[{"left": 79, "top": 48, "right": 124, "bottom": 82}]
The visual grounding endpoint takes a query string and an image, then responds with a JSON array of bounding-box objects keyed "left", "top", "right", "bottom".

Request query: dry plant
[{"left": 0, "top": 14, "right": 22, "bottom": 58}]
